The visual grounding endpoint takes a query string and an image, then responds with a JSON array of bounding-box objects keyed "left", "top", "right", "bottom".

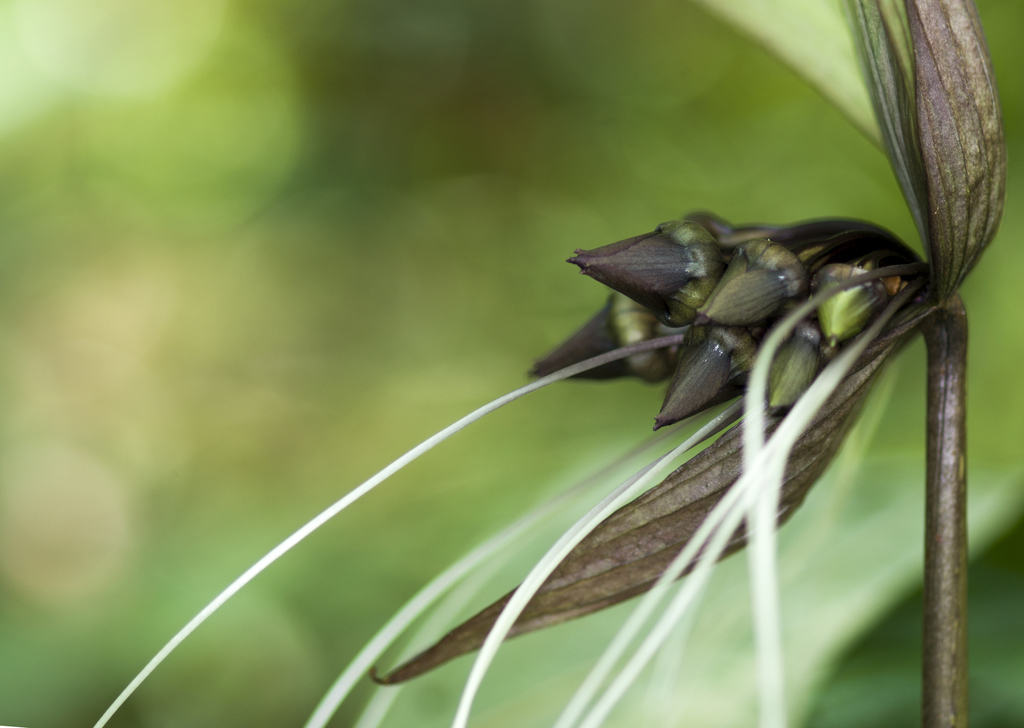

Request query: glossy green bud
[
  {"left": 654, "top": 325, "right": 757, "bottom": 430},
  {"left": 531, "top": 294, "right": 676, "bottom": 382},
  {"left": 568, "top": 221, "right": 725, "bottom": 327},
  {"left": 696, "top": 239, "right": 809, "bottom": 326},
  {"left": 768, "top": 321, "right": 823, "bottom": 410},
  {"left": 813, "top": 263, "right": 889, "bottom": 346},
  {"left": 608, "top": 294, "right": 677, "bottom": 382}
]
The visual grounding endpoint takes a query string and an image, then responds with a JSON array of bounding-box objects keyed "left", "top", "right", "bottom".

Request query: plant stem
[{"left": 922, "top": 293, "right": 968, "bottom": 728}]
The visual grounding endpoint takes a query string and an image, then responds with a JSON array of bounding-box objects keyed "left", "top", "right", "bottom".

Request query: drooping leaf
[
  {"left": 906, "top": 0, "right": 1006, "bottom": 298},
  {"left": 374, "top": 309, "right": 931, "bottom": 684}
]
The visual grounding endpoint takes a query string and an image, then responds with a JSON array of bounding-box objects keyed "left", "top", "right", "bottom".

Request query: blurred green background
[{"left": 0, "top": 0, "right": 1020, "bottom": 726}]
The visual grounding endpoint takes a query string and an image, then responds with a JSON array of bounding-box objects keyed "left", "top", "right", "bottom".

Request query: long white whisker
[
  {"left": 552, "top": 441, "right": 753, "bottom": 728},
  {"left": 577, "top": 449, "right": 766, "bottom": 728},
  {"left": 747, "top": 458, "right": 788, "bottom": 728},
  {"left": 641, "top": 591, "right": 698, "bottom": 722},
  {"left": 92, "top": 334, "right": 688, "bottom": 728},
  {"left": 449, "top": 402, "right": 743, "bottom": 728},
  {"left": 743, "top": 278, "right": 925, "bottom": 728},
  {"left": 306, "top": 510, "right": 531, "bottom": 728},
  {"left": 305, "top": 420, "right": 691, "bottom": 728},
  {"left": 353, "top": 556, "right": 506, "bottom": 728},
  {"left": 352, "top": 687, "right": 400, "bottom": 728},
  {"left": 575, "top": 414, "right": 804, "bottom": 728}
]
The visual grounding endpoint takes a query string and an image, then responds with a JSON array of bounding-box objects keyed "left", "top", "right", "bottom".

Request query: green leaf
[
  {"left": 689, "top": 0, "right": 878, "bottom": 142},
  {"left": 844, "top": 0, "right": 930, "bottom": 246},
  {"left": 906, "top": 0, "right": 1007, "bottom": 298}
]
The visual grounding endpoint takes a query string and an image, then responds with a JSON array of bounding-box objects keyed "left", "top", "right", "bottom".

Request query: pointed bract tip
[
  {"left": 559, "top": 229, "right": 725, "bottom": 327},
  {"left": 368, "top": 666, "right": 392, "bottom": 685},
  {"left": 530, "top": 299, "right": 627, "bottom": 380}
]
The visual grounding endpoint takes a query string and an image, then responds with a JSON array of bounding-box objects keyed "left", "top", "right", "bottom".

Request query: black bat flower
[
  {"left": 91, "top": 2, "right": 1006, "bottom": 727},
  {"left": 374, "top": 6, "right": 1005, "bottom": 728}
]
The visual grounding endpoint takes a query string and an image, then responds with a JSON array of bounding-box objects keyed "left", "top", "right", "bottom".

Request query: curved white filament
[
  {"left": 577, "top": 454, "right": 766, "bottom": 728},
  {"left": 92, "top": 335, "right": 687, "bottom": 728},
  {"left": 553, "top": 438, "right": 756, "bottom": 728},
  {"left": 352, "top": 556, "right": 507, "bottom": 728},
  {"left": 741, "top": 279, "right": 923, "bottom": 728},
  {"left": 448, "top": 402, "right": 743, "bottom": 728},
  {"left": 303, "top": 425, "right": 679, "bottom": 728}
]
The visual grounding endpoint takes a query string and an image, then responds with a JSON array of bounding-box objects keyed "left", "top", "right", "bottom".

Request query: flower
[
  {"left": 568, "top": 221, "right": 725, "bottom": 327},
  {"left": 88, "top": 2, "right": 1009, "bottom": 727},
  {"left": 372, "top": 11, "right": 1006, "bottom": 728},
  {"left": 374, "top": 214, "right": 930, "bottom": 684},
  {"left": 695, "top": 239, "right": 808, "bottom": 326}
]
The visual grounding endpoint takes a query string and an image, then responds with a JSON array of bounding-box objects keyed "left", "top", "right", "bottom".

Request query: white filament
[
  {"left": 304, "top": 501, "right": 539, "bottom": 728},
  {"left": 739, "top": 281, "right": 919, "bottom": 728},
  {"left": 352, "top": 560, "right": 504, "bottom": 728},
  {"left": 577, "top": 455, "right": 764, "bottom": 728},
  {"left": 303, "top": 421, "right": 688, "bottom": 728},
  {"left": 304, "top": 425, "right": 678, "bottom": 728},
  {"left": 448, "top": 402, "right": 743, "bottom": 728},
  {"left": 92, "top": 336, "right": 685, "bottom": 728},
  {"left": 553, "top": 440, "right": 754, "bottom": 728}
]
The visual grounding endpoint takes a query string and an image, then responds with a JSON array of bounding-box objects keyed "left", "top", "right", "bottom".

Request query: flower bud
[
  {"left": 813, "top": 263, "right": 889, "bottom": 345},
  {"left": 531, "top": 294, "right": 676, "bottom": 382},
  {"left": 697, "top": 239, "right": 809, "bottom": 326},
  {"left": 654, "top": 325, "right": 756, "bottom": 430},
  {"left": 768, "top": 321, "right": 823, "bottom": 410},
  {"left": 568, "top": 221, "right": 725, "bottom": 327},
  {"left": 607, "top": 294, "right": 677, "bottom": 382}
]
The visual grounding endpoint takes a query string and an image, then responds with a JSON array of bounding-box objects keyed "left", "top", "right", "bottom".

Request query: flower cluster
[
  {"left": 375, "top": 214, "right": 929, "bottom": 685},
  {"left": 537, "top": 213, "right": 925, "bottom": 425},
  {"left": 87, "top": 2, "right": 1006, "bottom": 727}
]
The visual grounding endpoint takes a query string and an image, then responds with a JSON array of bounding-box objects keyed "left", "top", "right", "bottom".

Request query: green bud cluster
[{"left": 535, "top": 213, "right": 925, "bottom": 426}]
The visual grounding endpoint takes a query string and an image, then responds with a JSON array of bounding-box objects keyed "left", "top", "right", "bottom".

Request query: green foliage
[
  {"left": 0, "top": 0, "right": 1020, "bottom": 726},
  {"left": 691, "top": 0, "right": 878, "bottom": 140}
]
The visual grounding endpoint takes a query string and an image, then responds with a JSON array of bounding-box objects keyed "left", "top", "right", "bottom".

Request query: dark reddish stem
[{"left": 921, "top": 293, "right": 969, "bottom": 728}]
